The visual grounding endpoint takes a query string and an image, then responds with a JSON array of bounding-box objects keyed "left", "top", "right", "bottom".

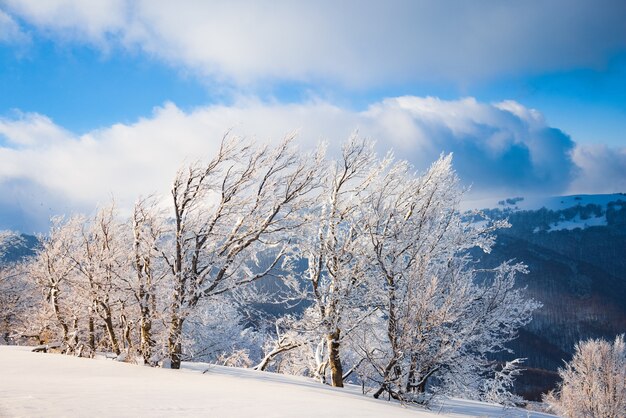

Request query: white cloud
[
  {"left": 2, "top": 1, "right": 625, "bottom": 86},
  {"left": 570, "top": 145, "right": 626, "bottom": 194},
  {"left": 0, "top": 9, "right": 29, "bottom": 44},
  {"left": 0, "top": 112, "right": 71, "bottom": 148},
  {"left": 2, "top": 0, "right": 126, "bottom": 44},
  {"left": 2, "top": 96, "right": 622, "bottom": 232}
]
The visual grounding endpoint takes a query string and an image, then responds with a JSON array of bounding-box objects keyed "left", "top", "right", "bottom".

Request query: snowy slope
[
  {"left": 0, "top": 346, "right": 555, "bottom": 418},
  {"left": 463, "top": 193, "right": 625, "bottom": 213},
  {"left": 463, "top": 193, "right": 625, "bottom": 233}
]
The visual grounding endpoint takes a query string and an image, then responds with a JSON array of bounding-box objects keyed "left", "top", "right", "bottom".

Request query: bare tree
[
  {"left": 0, "top": 257, "right": 35, "bottom": 345},
  {"left": 127, "top": 197, "right": 167, "bottom": 364},
  {"left": 0, "top": 232, "right": 24, "bottom": 344},
  {"left": 360, "top": 154, "right": 538, "bottom": 402},
  {"left": 68, "top": 205, "right": 127, "bottom": 356},
  {"left": 26, "top": 208, "right": 132, "bottom": 357},
  {"left": 162, "top": 135, "right": 323, "bottom": 368},
  {"left": 300, "top": 137, "right": 383, "bottom": 387},
  {"left": 28, "top": 218, "right": 84, "bottom": 353}
]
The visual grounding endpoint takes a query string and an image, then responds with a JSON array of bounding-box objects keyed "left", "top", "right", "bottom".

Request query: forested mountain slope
[{"left": 473, "top": 194, "right": 626, "bottom": 399}]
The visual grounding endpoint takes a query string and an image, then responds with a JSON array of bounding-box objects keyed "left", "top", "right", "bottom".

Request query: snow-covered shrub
[{"left": 544, "top": 334, "right": 626, "bottom": 417}]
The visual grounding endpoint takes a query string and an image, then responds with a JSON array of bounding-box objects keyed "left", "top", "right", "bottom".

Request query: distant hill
[
  {"left": 470, "top": 193, "right": 626, "bottom": 400},
  {"left": 0, "top": 232, "right": 38, "bottom": 263}
]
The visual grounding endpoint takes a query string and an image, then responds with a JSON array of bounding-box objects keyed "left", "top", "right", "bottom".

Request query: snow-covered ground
[
  {"left": 0, "top": 346, "right": 555, "bottom": 418},
  {"left": 546, "top": 214, "right": 607, "bottom": 232}
]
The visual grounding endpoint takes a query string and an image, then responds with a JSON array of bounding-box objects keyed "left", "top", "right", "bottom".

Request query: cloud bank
[
  {"left": 570, "top": 145, "right": 626, "bottom": 194},
  {"left": 0, "top": 96, "right": 623, "bottom": 232},
  {"left": 3, "top": 0, "right": 626, "bottom": 86}
]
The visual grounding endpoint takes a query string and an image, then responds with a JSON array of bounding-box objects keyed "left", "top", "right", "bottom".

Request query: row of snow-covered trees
[{"left": 2, "top": 136, "right": 539, "bottom": 403}]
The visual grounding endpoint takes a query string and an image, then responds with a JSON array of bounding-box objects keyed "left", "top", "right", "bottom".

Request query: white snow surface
[
  {"left": 547, "top": 214, "right": 607, "bottom": 232},
  {"left": 0, "top": 346, "right": 555, "bottom": 417},
  {"left": 463, "top": 193, "right": 625, "bottom": 212}
]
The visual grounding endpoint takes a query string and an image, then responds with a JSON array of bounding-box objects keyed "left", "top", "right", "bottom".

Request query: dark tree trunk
[
  {"left": 97, "top": 301, "right": 120, "bottom": 356},
  {"left": 168, "top": 313, "right": 183, "bottom": 369},
  {"left": 327, "top": 328, "right": 344, "bottom": 387},
  {"left": 374, "top": 279, "right": 403, "bottom": 398},
  {"left": 103, "top": 312, "right": 120, "bottom": 356},
  {"left": 406, "top": 353, "right": 418, "bottom": 392},
  {"left": 140, "top": 312, "right": 154, "bottom": 364},
  {"left": 50, "top": 288, "right": 70, "bottom": 348},
  {"left": 69, "top": 316, "right": 79, "bottom": 354},
  {"left": 416, "top": 378, "right": 427, "bottom": 394},
  {"left": 88, "top": 315, "right": 95, "bottom": 354}
]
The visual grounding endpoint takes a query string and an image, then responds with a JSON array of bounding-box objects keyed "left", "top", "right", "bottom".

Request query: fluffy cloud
[
  {"left": 361, "top": 97, "right": 579, "bottom": 196},
  {"left": 570, "top": 145, "right": 626, "bottom": 194},
  {"left": 1, "top": 96, "right": 621, "bottom": 232},
  {"left": 2, "top": 1, "right": 625, "bottom": 86}
]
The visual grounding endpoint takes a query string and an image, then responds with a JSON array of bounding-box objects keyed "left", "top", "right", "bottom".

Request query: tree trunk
[
  {"left": 102, "top": 310, "right": 121, "bottom": 355},
  {"left": 88, "top": 315, "right": 95, "bottom": 355},
  {"left": 327, "top": 328, "right": 344, "bottom": 387},
  {"left": 373, "top": 357, "right": 399, "bottom": 399},
  {"left": 69, "top": 316, "right": 79, "bottom": 354},
  {"left": 406, "top": 353, "right": 417, "bottom": 392},
  {"left": 168, "top": 200, "right": 185, "bottom": 370},
  {"left": 374, "top": 287, "right": 404, "bottom": 399},
  {"left": 168, "top": 313, "right": 183, "bottom": 369},
  {"left": 416, "top": 378, "right": 427, "bottom": 395},
  {"left": 121, "top": 314, "right": 132, "bottom": 355},
  {"left": 140, "top": 312, "right": 154, "bottom": 364},
  {"left": 50, "top": 288, "right": 68, "bottom": 340}
]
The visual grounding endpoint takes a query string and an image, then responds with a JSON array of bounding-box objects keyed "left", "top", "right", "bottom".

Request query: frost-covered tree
[
  {"left": 126, "top": 197, "right": 168, "bottom": 364},
  {"left": 481, "top": 358, "right": 525, "bottom": 406},
  {"left": 183, "top": 296, "right": 263, "bottom": 366},
  {"left": 0, "top": 235, "right": 36, "bottom": 345},
  {"left": 27, "top": 217, "right": 85, "bottom": 353},
  {"left": 544, "top": 335, "right": 626, "bottom": 418},
  {"left": 162, "top": 135, "right": 323, "bottom": 369},
  {"left": 0, "top": 232, "right": 22, "bottom": 343},
  {"left": 358, "top": 154, "right": 538, "bottom": 402},
  {"left": 254, "top": 316, "right": 307, "bottom": 372},
  {"left": 264, "top": 145, "right": 536, "bottom": 400},
  {"left": 24, "top": 208, "right": 131, "bottom": 357},
  {"left": 68, "top": 205, "right": 128, "bottom": 356},
  {"left": 299, "top": 137, "right": 383, "bottom": 387}
]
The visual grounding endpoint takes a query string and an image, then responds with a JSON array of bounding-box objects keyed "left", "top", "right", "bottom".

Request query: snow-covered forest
[{"left": 0, "top": 136, "right": 542, "bottom": 406}]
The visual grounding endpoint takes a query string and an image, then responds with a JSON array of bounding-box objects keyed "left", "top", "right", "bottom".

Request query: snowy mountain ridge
[
  {"left": 464, "top": 193, "right": 625, "bottom": 233},
  {"left": 464, "top": 193, "right": 625, "bottom": 213}
]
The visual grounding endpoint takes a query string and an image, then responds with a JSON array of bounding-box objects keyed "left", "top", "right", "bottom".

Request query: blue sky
[{"left": 0, "top": 1, "right": 625, "bottom": 232}]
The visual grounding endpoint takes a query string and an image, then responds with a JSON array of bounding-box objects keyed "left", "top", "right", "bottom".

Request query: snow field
[{"left": 0, "top": 346, "right": 555, "bottom": 417}]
